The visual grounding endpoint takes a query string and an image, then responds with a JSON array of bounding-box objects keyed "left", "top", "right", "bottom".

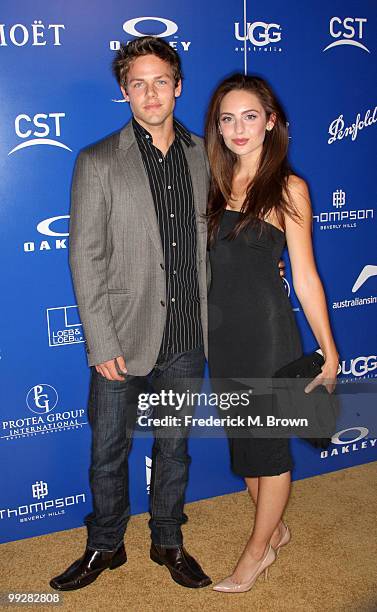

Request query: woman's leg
[
  {"left": 231, "top": 471, "right": 291, "bottom": 583},
  {"left": 245, "top": 476, "right": 285, "bottom": 549}
]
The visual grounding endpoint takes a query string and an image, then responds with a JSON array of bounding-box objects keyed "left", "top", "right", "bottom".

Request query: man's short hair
[{"left": 112, "top": 36, "right": 183, "bottom": 90}]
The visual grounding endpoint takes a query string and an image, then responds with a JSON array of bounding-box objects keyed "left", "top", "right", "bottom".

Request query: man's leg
[
  {"left": 50, "top": 369, "right": 143, "bottom": 591},
  {"left": 147, "top": 345, "right": 211, "bottom": 588},
  {"left": 84, "top": 369, "right": 142, "bottom": 550}
]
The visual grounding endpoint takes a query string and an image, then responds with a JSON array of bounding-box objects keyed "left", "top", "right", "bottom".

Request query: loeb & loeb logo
[{"left": 8, "top": 113, "right": 72, "bottom": 155}]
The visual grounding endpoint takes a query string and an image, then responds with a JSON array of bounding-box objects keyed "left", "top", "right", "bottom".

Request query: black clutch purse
[{"left": 273, "top": 351, "right": 339, "bottom": 449}]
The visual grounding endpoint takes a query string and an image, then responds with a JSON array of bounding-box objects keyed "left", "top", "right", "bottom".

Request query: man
[{"left": 50, "top": 36, "right": 211, "bottom": 591}]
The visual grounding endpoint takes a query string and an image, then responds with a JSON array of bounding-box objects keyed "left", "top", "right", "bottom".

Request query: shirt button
[
  {"left": 172, "top": 242, "right": 176, "bottom": 247},
  {"left": 170, "top": 213, "right": 175, "bottom": 218},
  {"left": 171, "top": 298, "right": 176, "bottom": 303},
  {"left": 173, "top": 270, "right": 177, "bottom": 275},
  {"left": 167, "top": 185, "right": 172, "bottom": 190},
  {"left": 145, "top": 135, "right": 150, "bottom": 139},
  {"left": 158, "top": 158, "right": 163, "bottom": 163},
  {"left": 160, "top": 300, "right": 165, "bottom": 307}
]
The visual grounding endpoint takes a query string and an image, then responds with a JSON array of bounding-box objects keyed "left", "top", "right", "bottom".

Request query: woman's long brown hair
[{"left": 205, "top": 73, "right": 301, "bottom": 244}]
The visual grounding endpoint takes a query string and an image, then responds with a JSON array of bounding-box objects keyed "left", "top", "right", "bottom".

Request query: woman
[{"left": 205, "top": 74, "right": 339, "bottom": 593}]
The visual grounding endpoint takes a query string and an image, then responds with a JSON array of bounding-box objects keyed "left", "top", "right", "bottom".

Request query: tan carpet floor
[{"left": 1, "top": 462, "right": 376, "bottom": 612}]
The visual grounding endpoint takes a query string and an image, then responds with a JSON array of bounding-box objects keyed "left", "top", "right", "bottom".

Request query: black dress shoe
[
  {"left": 49, "top": 544, "right": 127, "bottom": 591},
  {"left": 150, "top": 543, "right": 211, "bottom": 588}
]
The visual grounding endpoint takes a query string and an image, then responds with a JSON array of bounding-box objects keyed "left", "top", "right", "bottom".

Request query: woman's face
[{"left": 218, "top": 89, "right": 275, "bottom": 158}]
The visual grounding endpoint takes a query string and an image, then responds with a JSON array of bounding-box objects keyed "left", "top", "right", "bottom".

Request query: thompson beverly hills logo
[
  {"left": 328, "top": 106, "right": 377, "bottom": 145},
  {"left": 0, "top": 21, "right": 65, "bottom": 47},
  {"left": 0, "top": 481, "right": 86, "bottom": 524},
  {"left": 46, "top": 305, "right": 84, "bottom": 347},
  {"left": 23, "top": 214, "right": 69, "bottom": 253},
  {"left": 321, "top": 427, "right": 376, "bottom": 459},
  {"left": 332, "top": 265, "right": 377, "bottom": 310},
  {"left": 234, "top": 20, "right": 282, "bottom": 53},
  {"left": 313, "top": 189, "right": 374, "bottom": 231},
  {"left": 110, "top": 17, "right": 191, "bottom": 52},
  {"left": 0, "top": 384, "right": 87, "bottom": 440},
  {"left": 8, "top": 113, "right": 72, "bottom": 155},
  {"left": 323, "top": 17, "right": 370, "bottom": 53}
]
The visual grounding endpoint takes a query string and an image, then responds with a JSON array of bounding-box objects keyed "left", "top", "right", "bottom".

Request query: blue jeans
[{"left": 84, "top": 345, "right": 205, "bottom": 551}]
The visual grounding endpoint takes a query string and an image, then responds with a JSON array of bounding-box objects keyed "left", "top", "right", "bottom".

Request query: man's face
[{"left": 121, "top": 54, "right": 181, "bottom": 130}]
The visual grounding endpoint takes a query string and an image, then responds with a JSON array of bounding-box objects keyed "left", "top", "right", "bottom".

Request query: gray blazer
[{"left": 69, "top": 120, "right": 209, "bottom": 375}]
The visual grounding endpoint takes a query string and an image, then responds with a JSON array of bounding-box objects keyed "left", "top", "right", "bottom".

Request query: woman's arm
[{"left": 285, "top": 175, "right": 339, "bottom": 393}]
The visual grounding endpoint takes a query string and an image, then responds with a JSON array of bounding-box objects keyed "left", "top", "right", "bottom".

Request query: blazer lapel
[{"left": 116, "top": 122, "right": 164, "bottom": 260}]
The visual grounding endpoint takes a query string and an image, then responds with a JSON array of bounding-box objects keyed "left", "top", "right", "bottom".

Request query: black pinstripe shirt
[{"left": 133, "top": 118, "right": 203, "bottom": 356}]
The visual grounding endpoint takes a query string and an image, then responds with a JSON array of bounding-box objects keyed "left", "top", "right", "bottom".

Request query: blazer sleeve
[{"left": 68, "top": 150, "right": 123, "bottom": 366}]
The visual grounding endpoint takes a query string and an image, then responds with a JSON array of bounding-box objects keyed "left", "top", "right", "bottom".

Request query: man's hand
[
  {"left": 278, "top": 259, "right": 285, "bottom": 278},
  {"left": 95, "top": 356, "right": 127, "bottom": 380}
]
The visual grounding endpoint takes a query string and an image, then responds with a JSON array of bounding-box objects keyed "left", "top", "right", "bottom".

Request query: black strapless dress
[{"left": 208, "top": 210, "right": 302, "bottom": 477}]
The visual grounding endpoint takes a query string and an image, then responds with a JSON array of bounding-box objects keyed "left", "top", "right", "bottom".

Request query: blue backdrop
[{"left": 1, "top": 0, "right": 376, "bottom": 543}]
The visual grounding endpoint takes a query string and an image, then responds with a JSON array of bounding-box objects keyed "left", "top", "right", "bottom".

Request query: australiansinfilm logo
[
  {"left": 23, "top": 214, "right": 69, "bottom": 253},
  {"left": 321, "top": 427, "right": 376, "bottom": 459},
  {"left": 0, "top": 384, "right": 87, "bottom": 440},
  {"left": 8, "top": 113, "right": 72, "bottom": 156},
  {"left": 332, "top": 265, "right": 377, "bottom": 310},
  {"left": 323, "top": 17, "right": 370, "bottom": 53},
  {"left": 234, "top": 19, "right": 282, "bottom": 53},
  {"left": 46, "top": 305, "right": 84, "bottom": 347},
  {"left": 0, "top": 480, "right": 86, "bottom": 524},
  {"left": 110, "top": 17, "right": 191, "bottom": 52},
  {"left": 313, "top": 189, "right": 374, "bottom": 232}
]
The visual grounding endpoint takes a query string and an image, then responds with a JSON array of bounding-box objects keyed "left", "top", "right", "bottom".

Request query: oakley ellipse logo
[
  {"left": 37, "top": 215, "right": 70, "bottom": 237},
  {"left": 331, "top": 427, "right": 369, "bottom": 445},
  {"left": 123, "top": 17, "right": 178, "bottom": 38},
  {"left": 8, "top": 113, "right": 72, "bottom": 155}
]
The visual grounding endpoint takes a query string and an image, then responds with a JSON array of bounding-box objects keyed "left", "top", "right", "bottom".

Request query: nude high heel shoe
[
  {"left": 273, "top": 522, "right": 291, "bottom": 556},
  {"left": 213, "top": 544, "right": 276, "bottom": 593}
]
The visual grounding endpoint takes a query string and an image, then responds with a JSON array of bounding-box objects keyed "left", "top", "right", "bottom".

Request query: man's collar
[{"left": 132, "top": 117, "right": 193, "bottom": 147}]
